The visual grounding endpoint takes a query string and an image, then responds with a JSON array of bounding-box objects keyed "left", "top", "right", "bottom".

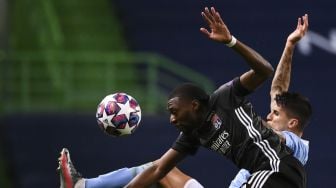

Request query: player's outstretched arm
[
  {"left": 126, "top": 149, "right": 187, "bottom": 188},
  {"left": 200, "top": 7, "right": 273, "bottom": 92},
  {"left": 270, "top": 14, "right": 309, "bottom": 109}
]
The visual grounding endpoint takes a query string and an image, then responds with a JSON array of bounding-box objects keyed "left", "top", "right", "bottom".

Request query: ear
[
  {"left": 191, "top": 100, "right": 200, "bottom": 111},
  {"left": 288, "top": 118, "right": 299, "bottom": 129}
]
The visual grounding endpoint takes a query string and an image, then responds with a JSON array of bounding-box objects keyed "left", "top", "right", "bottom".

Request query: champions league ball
[{"left": 96, "top": 93, "right": 141, "bottom": 137}]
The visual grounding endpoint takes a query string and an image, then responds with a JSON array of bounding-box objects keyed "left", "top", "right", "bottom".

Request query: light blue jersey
[
  {"left": 282, "top": 131, "right": 309, "bottom": 165},
  {"left": 84, "top": 162, "right": 204, "bottom": 188},
  {"left": 85, "top": 162, "right": 157, "bottom": 188},
  {"left": 229, "top": 131, "right": 309, "bottom": 188}
]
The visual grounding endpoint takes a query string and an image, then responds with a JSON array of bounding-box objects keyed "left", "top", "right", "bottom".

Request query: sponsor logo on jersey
[{"left": 210, "top": 130, "right": 231, "bottom": 155}]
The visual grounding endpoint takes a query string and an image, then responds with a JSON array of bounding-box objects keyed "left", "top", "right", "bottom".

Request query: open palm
[{"left": 200, "top": 7, "right": 232, "bottom": 43}]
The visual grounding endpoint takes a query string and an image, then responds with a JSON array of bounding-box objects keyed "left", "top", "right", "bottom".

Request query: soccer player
[
  {"left": 125, "top": 7, "right": 306, "bottom": 188},
  {"left": 57, "top": 8, "right": 310, "bottom": 188},
  {"left": 58, "top": 148, "right": 203, "bottom": 188},
  {"left": 229, "top": 13, "right": 311, "bottom": 188}
]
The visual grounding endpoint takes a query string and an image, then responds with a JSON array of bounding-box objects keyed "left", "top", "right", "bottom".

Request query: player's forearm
[
  {"left": 232, "top": 40, "right": 274, "bottom": 79},
  {"left": 270, "top": 41, "right": 295, "bottom": 96}
]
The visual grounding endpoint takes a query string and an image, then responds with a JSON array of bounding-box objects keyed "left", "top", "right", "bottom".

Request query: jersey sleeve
[
  {"left": 172, "top": 132, "right": 200, "bottom": 155},
  {"left": 212, "top": 77, "right": 251, "bottom": 107},
  {"left": 282, "top": 131, "right": 309, "bottom": 165},
  {"left": 231, "top": 77, "right": 251, "bottom": 97}
]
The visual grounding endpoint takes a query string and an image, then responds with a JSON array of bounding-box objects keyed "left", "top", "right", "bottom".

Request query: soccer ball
[{"left": 96, "top": 93, "right": 141, "bottom": 137}]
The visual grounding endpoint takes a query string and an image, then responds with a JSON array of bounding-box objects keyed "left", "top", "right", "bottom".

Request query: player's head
[
  {"left": 266, "top": 92, "right": 312, "bottom": 136},
  {"left": 167, "top": 83, "right": 210, "bottom": 133}
]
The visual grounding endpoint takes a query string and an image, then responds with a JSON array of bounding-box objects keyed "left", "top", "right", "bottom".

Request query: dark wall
[
  {"left": 114, "top": 0, "right": 336, "bottom": 116},
  {"left": 1, "top": 113, "right": 335, "bottom": 188}
]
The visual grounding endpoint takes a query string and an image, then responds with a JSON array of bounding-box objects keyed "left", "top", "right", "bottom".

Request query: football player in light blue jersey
[{"left": 230, "top": 13, "right": 311, "bottom": 188}]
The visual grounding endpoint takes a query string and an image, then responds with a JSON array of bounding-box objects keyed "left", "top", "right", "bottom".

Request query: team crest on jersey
[{"left": 211, "top": 114, "right": 222, "bottom": 130}]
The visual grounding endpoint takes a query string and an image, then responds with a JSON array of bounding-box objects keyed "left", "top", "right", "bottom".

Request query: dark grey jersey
[{"left": 172, "top": 78, "right": 291, "bottom": 172}]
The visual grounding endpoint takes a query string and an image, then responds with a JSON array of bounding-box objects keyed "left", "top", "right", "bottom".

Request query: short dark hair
[
  {"left": 275, "top": 92, "right": 312, "bottom": 131},
  {"left": 168, "top": 83, "right": 209, "bottom": 105}
]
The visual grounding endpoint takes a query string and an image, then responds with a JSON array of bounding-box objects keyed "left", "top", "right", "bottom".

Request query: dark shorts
[{"left": 244, "top": 155, "right": 306, "bottom": 188}]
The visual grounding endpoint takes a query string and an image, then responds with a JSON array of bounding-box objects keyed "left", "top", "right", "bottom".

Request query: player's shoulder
[{"left": 282, "top": 131, "right": 309, "bottom": 147}]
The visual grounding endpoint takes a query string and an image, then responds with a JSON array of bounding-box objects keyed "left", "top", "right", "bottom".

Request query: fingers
[
  {"left": 200, "top": 28, "right": 211, "bottom": 37},
  {"left": 202, "top": 7, "right": 215, "bottom": 24},
  {"left": 297, "top": 14, "right": 309, "bottom": 34},
  {"left": 296, "top": 17, "right": 301, "bottom": 30},
  {"left": 202, "top": 7, "right": 223, "bottom": 25},
  {"left": 201, "top": 11, "right": 212, "bottom": 26},
  {"left": 216, "top": 12, "right": 225, "bottom": 25},
  {"left": 296, "top": 14, "right": 309, "bottom": 33},
  {"left": 211, "top": 7, "right": 225, "bottom": 25},
  {"left": 303, "top": 14, "right": 309, "bottom": 28},
  {"left": 210, "top": 7, "right": 220, "bottom": 23}
]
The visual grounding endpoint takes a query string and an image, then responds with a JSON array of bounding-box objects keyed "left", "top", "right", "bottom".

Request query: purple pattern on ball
[
  {"left": 128, "top": 112, "right": 140, "bottom": 127},
  {"left": 105, "top": 101, "right": 121, "bottom": 116},
  {"left": 113, "top": 93, "right": 129, "bottom": 104},
  {"left": 96, "top": 103, "right": 105, "bottom": 118},
  {"left": 111, "top": 114, "right": 128, "bottom": 129},
  {"left": 129, "top": 98, "right": 139, "bottom": 109}
]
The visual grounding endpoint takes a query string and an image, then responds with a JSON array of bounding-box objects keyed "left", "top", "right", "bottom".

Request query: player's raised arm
[
  {"left": 200, "top": 7, "right": 273, "bottom": 91},
  {"left": 270, "top": 14, "right": 309, "bottom": 109},
  {"left": 126, "top": 149, "right": 187, "bottom": 188}
]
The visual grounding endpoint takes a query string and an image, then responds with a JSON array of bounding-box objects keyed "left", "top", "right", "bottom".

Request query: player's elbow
[
  {"left": 254, "top": 60, "right": 274, "bottom": 80},
  {"left": 254, "top": 68, "right": 274, "bottom": 83},
  {"left": 263, "top": 62, "right": 274, "bottom": 78}
]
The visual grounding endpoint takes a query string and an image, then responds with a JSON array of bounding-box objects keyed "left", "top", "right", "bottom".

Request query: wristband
[{"left": 226, "top": 36, "right": 237, "bottom": 47}]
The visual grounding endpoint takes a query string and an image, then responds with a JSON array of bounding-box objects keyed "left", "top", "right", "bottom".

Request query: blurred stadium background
[{"left": 0, "top": 0, "right": 335, "bottom": 187}]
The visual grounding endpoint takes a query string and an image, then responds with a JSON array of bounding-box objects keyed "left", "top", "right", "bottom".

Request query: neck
[
  {"left": 200, "top": 105, "right": 212, "bottom": 123},
  {"left": 195, "top": 107, "right": 212, "bottom": 132},
  {"left": 296, "top": 131, "right": 303, "bottom": 138}
]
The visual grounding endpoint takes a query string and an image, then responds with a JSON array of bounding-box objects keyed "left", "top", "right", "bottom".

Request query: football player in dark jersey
[
  {"left": 57, "top": 7, "right": 310, "bottom": 188},
  {"left": 126, "top": 7, "right": 306, "bottom": 188}
]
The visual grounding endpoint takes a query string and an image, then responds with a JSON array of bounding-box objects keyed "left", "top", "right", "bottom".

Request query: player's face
[
  {"left": 266, "top": 104, "right": 291, "bottom": 131},
  {"left": 167, "top": 97, "right": 200, "bottom": 133}
]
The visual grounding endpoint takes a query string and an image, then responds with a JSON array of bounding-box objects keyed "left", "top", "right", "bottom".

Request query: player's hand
[
  {"left": 287, "top": 14, "right": 309, "bottom": 45},
  {"left": 200, "top": 7, "right": 232, "bottom": 43}
]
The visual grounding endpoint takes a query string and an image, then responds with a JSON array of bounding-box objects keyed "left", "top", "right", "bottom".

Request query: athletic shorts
[{"left": 243, "top": 155, "right": 306, "bottom": 188}]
